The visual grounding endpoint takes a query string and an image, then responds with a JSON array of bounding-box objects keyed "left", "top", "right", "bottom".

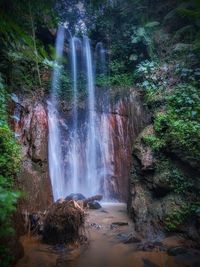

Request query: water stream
[
  {"left": 47, "top": 26, "right": 66, "bottom": 201},
  {"left": 48, "top": 28, "right": 128, "bottom": 201}
]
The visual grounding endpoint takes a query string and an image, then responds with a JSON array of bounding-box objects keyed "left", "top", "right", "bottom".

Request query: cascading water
[
  {"left": 70, "top": 37, "right": 82, "bottom": 193},
  {"left": 47, "top": 26, "right": 66, "bottom": 201},
  {"left": 66, "top": 36, "right": 113, "bottom": 198},
  {"left": 84, "top": 36, "right": 98, "bottom": 195},
  {"left": 48, "top": 29, "right": 132, "bottom": 201},
  {"left": 95, "top": 42, "right": 114, "bottom": 199}
]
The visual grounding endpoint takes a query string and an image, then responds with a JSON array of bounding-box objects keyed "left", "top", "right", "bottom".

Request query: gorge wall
[
  {"left": 11, "top": 94, "right": 53, "bottom": 212},
  {"left": 128, "top": 125, "right": 200, "bottom": 241},
  {"left": 11, "top": 88, "right": 149, "bottom": 210}
]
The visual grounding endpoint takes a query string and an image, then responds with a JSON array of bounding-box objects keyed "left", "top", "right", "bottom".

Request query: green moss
[
  {"left": 96, "top": 73, "right": 133, "bottom": 88},
  {"left": 155, "top": 158, "right": 193, "bottom": 195},
  {"left": 142, "top": 134, "right": 166, "bottom": 151},
  {"left": 153, "top": 84, "right": 200, "bottom": 166},
  {"left": 165, "top": 203, "right": 191, "bottom": 231}
]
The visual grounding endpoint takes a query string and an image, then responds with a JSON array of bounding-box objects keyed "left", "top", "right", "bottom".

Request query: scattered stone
[
  {"left": 88, "top": 201, "right": 102, "bottom": 209},
  {"left": 167, "top": 246, "right": 188, "bottom": 256},
  {"left": 111, "top": 222, "right": 129, "bottom": 226},
  {"left": 137, "top": 241, "right": 167, "bottom": 252},
  {"left": 123, "top": 234, "right": 141, "bottom": 244},
  {"left": 118, "top": 210, "right": 126, "bottom": 213},
  {"left": 110, "top": 224, "right": 118, "bottom": 230},
  {"left": 52, "top": 244, "right": 66, "bottom": 252},
  {"left": 65, "top": 193, "right": 86, "bottom": 201},
  {"left": 90, "top": 223, "right": 102, "bottom": 230},
  {"left": 153, "top": 241, "right": 163, "bottom": 247},
  {"left": 100, "top": 209, "right": 108, "bottom": 213},
  {"left": 117, "top": 233, "right": 141, "bottom": 244},
  {"left": 79, "top": 235, "right": 88, "bottom": 244},
  {"left": 143, "top": 258, "right": 159, "bottom": 267}
]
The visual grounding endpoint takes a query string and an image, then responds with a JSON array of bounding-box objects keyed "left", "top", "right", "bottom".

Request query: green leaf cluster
[
  {"left": 165, "top": 203, "right": 191, "bottom": 232},
  {"left": 0, "top": 77, "right": 21, "bottom": 265}
]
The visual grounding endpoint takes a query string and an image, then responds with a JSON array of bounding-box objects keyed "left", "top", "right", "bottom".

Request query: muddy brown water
[{"left": 15, "top": 203, "right": 200, "bottom": 267}]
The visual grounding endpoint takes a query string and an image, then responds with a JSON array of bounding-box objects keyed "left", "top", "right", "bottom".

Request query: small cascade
[
  {"left": 95, "top": 42, "right": 107, "bottom": 77},
  {"left": 84, "top": 36, "right": 98, "bottom": 195},
  {"left": 70, "top": 37, "right": 82, "bottom": 193},
  {"left": 47, "top": 26, "right": 66, "bottom": 201},
  {"left": 95, "top": 42, "right": 114, "bottom": 199}
]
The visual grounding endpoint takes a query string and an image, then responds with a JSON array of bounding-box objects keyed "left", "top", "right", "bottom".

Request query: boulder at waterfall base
[
  {"left": 88, "top": 201, "right": 102, "bottom": 209},
  {"left": 42, "top": 200, "right": 85, "bottom": 244},
  {"left": 65, "top": 193, "right": 86, "bottom": 201}
]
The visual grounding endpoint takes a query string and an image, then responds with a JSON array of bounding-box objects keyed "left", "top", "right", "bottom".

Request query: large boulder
[
  {"left": 129, "top": 181, "right": 186, "bottom": 239},
  {"left": 133, "top": 125, "right": 155, "bottom": 171}
]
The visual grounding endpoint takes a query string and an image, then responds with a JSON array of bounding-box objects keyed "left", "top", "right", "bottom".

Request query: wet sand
[{"left": 15, "top": 203, "right": 200, "bottom": 267}]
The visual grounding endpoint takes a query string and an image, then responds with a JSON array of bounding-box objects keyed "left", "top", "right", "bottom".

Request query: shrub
[
  {"left": 96, "top": 73, "right": 133, "bottom": 87},
  {"left": 153, "top": 84, "right": 200, "bottom": 166},
  {"left": 142, "top": 134, "right": 166, "bottom": 151},
  {"left": 155, "top": 158, "right": 193, "bottom": 194},
  {"left": 0, "top": 76, "right": 21, "bottom": 266},
  {"left": 165, "top": 204, "right": 191, "bottom": 231}
]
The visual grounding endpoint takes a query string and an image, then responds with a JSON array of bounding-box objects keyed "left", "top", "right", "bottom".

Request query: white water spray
[
  {"left": 70, "top": 37, "right": 82, "bottom": 193},
  {"left": 48, "top": 26, "right": 66, "bottom": 201},
  {"left": 84, "top": 36, "right": 98, "bottom": 195}
]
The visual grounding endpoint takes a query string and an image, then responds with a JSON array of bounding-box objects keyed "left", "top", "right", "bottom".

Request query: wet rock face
[
  {"left": 11, "top": 95, "right": 53, "bottom": 211},
  {"left": 128, "top": 125, "right": 200, "bottom": 240},
  {"left": 133, "top": 125, "right": 155, "bottom": 171},
  {"left": 97, "top": 89, "right": 150, "bottom": 201},
  {"left": 56, "top": 88, "right": 149, "bottom": 201},
  {"left": 29, "top": 103, "right": 48, "bottom": 162}
]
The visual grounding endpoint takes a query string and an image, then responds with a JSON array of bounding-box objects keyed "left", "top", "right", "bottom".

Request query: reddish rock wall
[
  {"left": 107, "top": 89, "right": 150, "bottom": 200},
  {"left": 11, "top": 95, "right": 53, "bottom": 212}
]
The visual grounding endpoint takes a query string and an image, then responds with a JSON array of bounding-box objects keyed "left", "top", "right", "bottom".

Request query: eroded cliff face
[
  {"left": 54, "top": 88, "right": 150, "bottom": 201},
  {"left": 105, "top": 89, "right": 150, "bottom": 200},
  {"left": 11, "top": 88, "right": 149, "bottom": 209},
  {"left": 128, "top": 125, "right": 200, "bottom": 241},
  {"left": 11, "top": 94, "right": 53, "bottom": 212}
]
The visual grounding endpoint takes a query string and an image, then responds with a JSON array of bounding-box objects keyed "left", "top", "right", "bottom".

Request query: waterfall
[
  {"left": 95, "top": 42, "right": 113, "bottom": 199},
  {"left": 70, "top": 37, "right": 82, "bottom": 193},
  {"left": 84, "top": 36, "right": 98, "bottom": 195},
  {"left": 48, "top": 30, "right": 129, "bottom": 201},
  {"left": 47, "top": 26, "right": 65, "bottom": 201}
]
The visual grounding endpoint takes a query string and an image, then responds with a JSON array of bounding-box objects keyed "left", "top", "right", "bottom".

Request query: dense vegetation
[{"left": 0, "top": 77, "right": 21, "bottom": 266}]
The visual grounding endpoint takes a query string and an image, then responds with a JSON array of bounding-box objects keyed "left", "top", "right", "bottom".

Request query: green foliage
[
  {"left": 155, "top": 158, "right": 193, "bottom": 194},
  {"left": 135, "top": 60, "right": 160, "bottom": 90},
  {"left": 131, "top": 21, "right": 160, "bottom": 58},
  {"left": 142, "top": 134, "right": 166, "bottom": 151},
  {"left": 109, "top": 60, "right": 126, "bottom": 74},
  {"left": 109, "top": 74, "right": 133, "bottom": 87},
  {"left": 0, "top": 0, "right": 57, "bottom": 92},
  {"left": 152, "top": 84, "right": 200, "bottom": 166},
  {"left": 167, "top": 84, "right": 200, "bottom": 122},
  {"left": 0, "top": 77, "right": 21, "bottom": 265},
  {"left": 0, "top": 245, "right": 13, "bottom": 267},
  {"left": 96, "top": 74, "right": 108, "bottom": 87},
  {"left": 96, "top": 73, "right": 133, "bottom": 88},
  {"left": 165, "top": 200, "right": 200, "bottom": 232},
  {"left": 0, "top": 125, "right": 21, "bottom": 181},
  {"left": 165, "top": 203, "right": 191, "bottom": 231},
  {"left": 0, "top": 77, "right": 7, "bottom": 121},
  {"left": 135, "top": 60, "right": 181, "bottom": 91}
]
